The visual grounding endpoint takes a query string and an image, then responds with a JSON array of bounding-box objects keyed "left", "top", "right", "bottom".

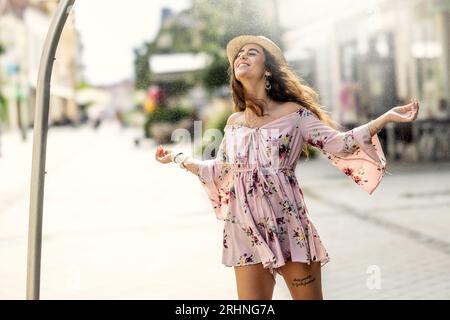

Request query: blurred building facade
[
  {"left": 0, "top": 0, "right": 82, "bottom": 132},
  {"left": 283, "top": 0, "right": 450, "bottom": 125}
]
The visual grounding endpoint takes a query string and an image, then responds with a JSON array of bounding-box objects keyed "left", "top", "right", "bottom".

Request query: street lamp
[{"left": 26, "top": 0, "right": 76, "bottom": 300}]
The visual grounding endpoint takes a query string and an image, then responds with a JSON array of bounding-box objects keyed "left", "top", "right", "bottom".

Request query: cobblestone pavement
[{"left": 1, "top": 123, "right": 449, "bottom": 299}]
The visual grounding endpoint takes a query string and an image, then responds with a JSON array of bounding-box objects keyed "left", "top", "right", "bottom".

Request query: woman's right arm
[
  {"left": 154, "top": 145, "right": 201, "bottom": 175},
  {"left": 154, "top": 112, "right": 241, "bottom": 176},
  {"left": 155, "top": 112, "right": 240, "bottom": 220},
  {"left": 176, "top": 156, "right": 201, "bottom": 176}
]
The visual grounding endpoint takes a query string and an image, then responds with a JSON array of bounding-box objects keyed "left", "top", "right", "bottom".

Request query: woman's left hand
[{"left": 386, "top": 99, "right": 420, "bottom": 123}]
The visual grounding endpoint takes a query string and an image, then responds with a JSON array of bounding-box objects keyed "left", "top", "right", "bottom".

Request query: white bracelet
[
  {"left": 171, "top": 152, "right": 190, "bottom": 169},
  {"left": 178, "top": 154, "right": 190, "bottom": 170},
  {"left": 172, "top": 152, "right": 184, "bottom": 163}
]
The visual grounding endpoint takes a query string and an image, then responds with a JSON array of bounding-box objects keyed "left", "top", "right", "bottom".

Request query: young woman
[{"left": 155, "top": 35, "right": 419, "bottom": 300}]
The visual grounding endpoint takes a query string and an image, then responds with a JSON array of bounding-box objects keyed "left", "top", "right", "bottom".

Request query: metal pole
[{"left": 26, "top": 0, "right": 76, "bottom": 300}]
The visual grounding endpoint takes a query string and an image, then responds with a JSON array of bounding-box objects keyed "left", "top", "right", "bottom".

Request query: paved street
[
  {"left": 1, "top": 122, "right": 450, "bottom": 299},
  {"left": 298, "top": 153, "right": 450, "bottom": 299}
]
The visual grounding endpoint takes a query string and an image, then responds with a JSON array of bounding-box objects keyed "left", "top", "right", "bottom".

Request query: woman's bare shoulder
[
  {"left": 226, "top": 112, "right": 244, "bottom": 125},
  {"left": 280, "top": 101, "right": 303, "bottom": 113}
]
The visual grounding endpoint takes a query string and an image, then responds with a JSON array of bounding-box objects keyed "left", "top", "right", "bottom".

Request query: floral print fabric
[{"left": 197, "top": 107, "right": 387, "bottom": 279}]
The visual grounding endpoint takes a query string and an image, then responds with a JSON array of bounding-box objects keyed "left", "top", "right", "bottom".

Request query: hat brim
[{"left": 226, "top": 35, "right": 287, "bottom": 67}]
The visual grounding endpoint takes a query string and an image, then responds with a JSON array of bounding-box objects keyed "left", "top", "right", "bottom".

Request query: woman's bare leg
[
  {"left": 278, "top": 261, "right": 323, "bottom": 300},
  {"left": 234, "top": 263, "right": 276, "bottom": 300}
]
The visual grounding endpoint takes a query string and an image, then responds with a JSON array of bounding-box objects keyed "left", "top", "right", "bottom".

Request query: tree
[
  {"left": 0, "top": 42, "right": 8, "bottom": 123},
  {"left": 133, "top": 0, "right": 282, "bottom": 94},
  {"left": 133, "top": 46, "right": 152, "bottom": 90}
]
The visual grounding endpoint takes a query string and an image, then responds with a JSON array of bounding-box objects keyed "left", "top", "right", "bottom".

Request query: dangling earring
[{"left": 265, "top": 72, "right": 272, "bottom": 92}]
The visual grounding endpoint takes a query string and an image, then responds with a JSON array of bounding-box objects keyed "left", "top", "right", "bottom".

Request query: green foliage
[
  {"left": 76, "top": 80, "right": 90, "bottom": 90},
  {"left": 298, "top": 144, "right": 319, "bottom": 161},
  {"left": 0, "top": 91, "right": 7, "bottom": 122},
  {"left": 133, "top": 0, "right": 283, "bottom": 93},
  {"left": 0, "top": 43, "right": 8, "bottom": 121},
  {"left": 208, "top": 109, "right": 232, "bottom": 133},
  {"left": 199, "top": 110, "right": 232, "bottom": 158},
  {"left": 201, "top": 54, "right": 229, "bottom": 91},
  {"left": 156, "top": 79, "right": 194, "bottom": 97},
  {"left": 134, "top": 47, "right": 152, "bottom": 90},
  {"left": 307, "top": 145, "right": 319, "bottom": 158},
  {"left": 189, "top": 0, "right": 282, "bottom": 49},
  {"left": 144, "top": 106, "right": 195, "bottom": 138},
  {"left": 0, "top": 41, "right": 6, "bottom": 122}
]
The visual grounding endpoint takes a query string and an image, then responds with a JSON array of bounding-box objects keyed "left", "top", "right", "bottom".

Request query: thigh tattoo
[{"left": 292, "top": 275, "right": 316, "bottom": 287}]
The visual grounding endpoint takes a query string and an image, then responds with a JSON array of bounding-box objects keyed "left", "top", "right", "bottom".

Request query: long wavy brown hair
[{"left": 228, "top": 46, "right": 340, "bottom": 159}]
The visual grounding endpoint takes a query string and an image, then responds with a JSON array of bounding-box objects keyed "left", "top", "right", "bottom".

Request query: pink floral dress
[{"left": 197, "top": 107, "right": 387, "bottom": 280}]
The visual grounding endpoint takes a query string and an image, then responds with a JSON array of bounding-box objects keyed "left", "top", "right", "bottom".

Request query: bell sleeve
[
  {"left": 299, "top": 108, "right": 388, "bottom": 195},
  {"left": 196, "top": 134, "right": 233, "bottom": 220}
]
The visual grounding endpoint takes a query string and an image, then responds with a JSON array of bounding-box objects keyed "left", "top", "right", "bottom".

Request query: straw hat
[{"left": 226, "top": 35, "right": 287, "bottom": 67}]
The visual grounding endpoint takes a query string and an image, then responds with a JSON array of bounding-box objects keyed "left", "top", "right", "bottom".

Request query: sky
[{"left": 73, "top": 0, "right": 191, "bottom": 86}]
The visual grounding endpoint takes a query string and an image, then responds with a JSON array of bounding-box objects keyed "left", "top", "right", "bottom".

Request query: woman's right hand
[{"left": 155, "top": 145, "right": 173, "bottom": 164}]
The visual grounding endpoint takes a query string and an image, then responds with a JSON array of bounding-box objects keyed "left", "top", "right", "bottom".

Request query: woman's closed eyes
[{"left": 236, "top": 49, "right": 259, "bottom": 60}]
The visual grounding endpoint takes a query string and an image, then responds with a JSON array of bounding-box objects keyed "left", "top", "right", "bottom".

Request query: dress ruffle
[{"left": 320, "top": 124, "right": 387, "bottom": 195}]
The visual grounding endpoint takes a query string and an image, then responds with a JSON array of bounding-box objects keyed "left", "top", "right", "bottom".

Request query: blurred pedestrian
[
  {"left": 436, "top": 98, "right": 449, "bottom": 120},
  {"left": 115, "top": 109, "right": 127, "bottom": 128}
]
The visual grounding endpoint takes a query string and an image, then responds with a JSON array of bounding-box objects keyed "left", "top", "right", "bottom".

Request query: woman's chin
[{"left": 235, "top": 72, "right": 252, "bottom": 81}]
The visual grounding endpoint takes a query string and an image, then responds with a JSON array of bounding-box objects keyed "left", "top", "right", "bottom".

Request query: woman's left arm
[
  {"left": 368, "top": 99, "right": 420, "bottom": 137},
  {"left": 298, "top": 99, "right": 419, "bottom": 195}
]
